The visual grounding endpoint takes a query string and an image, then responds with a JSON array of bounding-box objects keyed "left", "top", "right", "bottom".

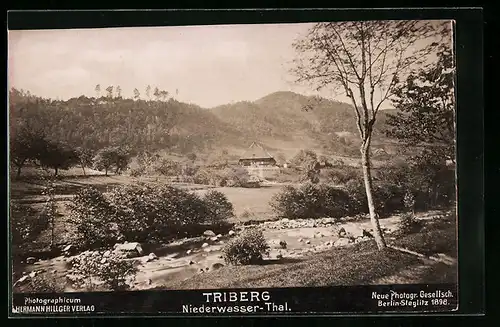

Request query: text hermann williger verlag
[{"left": 182, "top": 291, "right": 291, "bottom": 313}]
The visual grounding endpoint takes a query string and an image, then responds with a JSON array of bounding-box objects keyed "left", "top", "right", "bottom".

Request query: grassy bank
[{"left": 162, "top": 217, "right": 457, "bottom": 289}]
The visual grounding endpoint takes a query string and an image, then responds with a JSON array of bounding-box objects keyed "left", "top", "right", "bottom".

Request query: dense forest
[{"left": 8, "top": 87, "right": 397, "bottom": 165}]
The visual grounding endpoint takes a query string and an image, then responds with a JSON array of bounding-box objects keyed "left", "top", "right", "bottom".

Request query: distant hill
[
  {"left": 9, "top": 88, "right": 398, "bottom": 161},
  {"left": 211, "top": 91, "right": 397, "bottom": 158}
]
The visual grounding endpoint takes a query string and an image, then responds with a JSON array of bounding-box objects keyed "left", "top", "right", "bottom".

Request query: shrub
[
  {"left": 68, "top": 252, "right": 138, "bottom": 291},
  {"left": 375, "top": 156, "right": 455, "bottom": 211},
  {"left": 154, "top": 159, "right": 182, "bottom": 176},
  {"left": 271, "top": 183, "right": 352, "bottom": 219},
  {"left": 67, "top": 186, "right": 120, "bottom": 248},
  {"left": 222, "top": 228, "right": 269, "bottom": 265},
  {"left": 69, "top": 184, "right": 234, "bottom": 246},
  {"left": 203, "top": 190, "right": 234, "bottom": 224},
  {"left": 106, "top": 184, "right": 209, "bottom": 241},
  {"left": 129, "top": 166, "right": 145, "bottom": 177},
  {"left": 10, "top": 202, "right": 49, "bottom": 245},
  {"left": 325, "top": 166, "right": 361, "bottom": 185},
  {"left": 397, "top": 212, "right": 423, "bottom": 235}
]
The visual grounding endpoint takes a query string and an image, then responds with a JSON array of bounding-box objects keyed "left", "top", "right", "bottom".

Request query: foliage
[
  {"left": 193, "top": 166, "right": 251, "bottom": 187},
  {"left": 154, "top": 158, "right": 182, "bottom": 176},
  {"left": 270, "top": 183, "right": 353, "bottom": 219},
  {"left": 291, "top": 20, "right": 452, "bottom": 249},
  {"left": 68, "top": 252, "right": 138, "bottom": 291},
  {"left": 93, "top": 146, "right": 131, "bottom": 175},
  {"left": 222, "top": 228, "right": 269, "bottom": 265},
  {"left": 375, "top": 154, "right": 455, "bottom": 211},
  {"left": 105, "top": 184, "right": 208, "bottom": 241},
  {"left": 67, "top": 186, "right": 119, "bottom": 248},
  {"left": 68, "top": 184, "right": 233, "bottom": 247},
  {"left": 10, "top": 201, "right": 48, "bottom": 245},
  {"left": 203, "top": 190, "right": 235, "bottom": 224},
  {"left": 325, "top": 165, "right": 361, "bottom": 185},
  {"left": 38, "top": 140, "right": 80, "bottom": 176},
  {"left": 386, "top": 47, "right": 456, "bottom": 162},
  {"left": 9, "top": 124, "right": 48, "bottom": 178},
  {"left": 397, "top": 212, "right": 423, "bottom": 235},
  {"left": 403, "top": 190, "right": 416, "bottom": 212},
  {"left": 291, "top": 149, "right": 318, "bottom": 167},
  {"left": 76, "top": 147, "right": 95, "bottom": 175}
]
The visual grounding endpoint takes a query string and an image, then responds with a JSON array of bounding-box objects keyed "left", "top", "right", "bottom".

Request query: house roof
[{"left": 239, "top": 142, "right": 274, "bottom": 160}]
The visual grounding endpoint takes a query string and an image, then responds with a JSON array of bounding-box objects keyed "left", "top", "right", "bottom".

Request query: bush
[
  {"left": 397, "top": 212, "right": 423, "bottom": 235},
  {"left": 68, "top": 184, "right": 234, "bottom": 247},
  {"left": 106, "top": 184, "right": 209, "bottom": 241},
  {"left": 67, "top": 187, "right": 120, "bottom": 249},
  {"left": 271, "top": 183, "right": 352, "bottom": 219},
  {"left": 68, "top": 252, "right": 138, "bottom": 291},
  {"left": 222, "top": 228, "right": 269, "bottom": 265},
  {"left": 375, "top": 156, "right": 456, "bottom": 211},
  {"left": 325, "top": 166, "right": 361, "bottom": 185},
  {"left": 203, "top": 190, "right": 234, "bottom": 224},
  {"left": 154, "top": 159, "right": 182, "bottom": 176},
  {"left": 10, "top": 202, "right": 49, "bottom": 245},
  {"left": 193, "top": 166, "right": 251, "bottom": 187}
]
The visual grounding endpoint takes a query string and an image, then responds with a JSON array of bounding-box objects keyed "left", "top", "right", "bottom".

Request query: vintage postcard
[{"left": 7, "top": 11, "right": 480, "bottom": 317}]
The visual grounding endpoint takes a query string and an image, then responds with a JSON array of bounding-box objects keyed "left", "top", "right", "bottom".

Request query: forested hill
[
  {"left": 8, "top": 88, "right": 246, "bottom": 155},
  {"left": 8, "top": 88, "right": 396, "bottom": 157}
]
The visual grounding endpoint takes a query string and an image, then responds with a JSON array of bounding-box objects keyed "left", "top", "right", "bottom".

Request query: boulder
[
  {"left": 203, "top": 230, "right": 216, "bottom": 237},
  {"left": 211, "top": 263, "right": 224, "bottom": 270},
  {"left": 305, "top": 240, "right": 311, "bottom": 244},
  {"left": 338, "top": 224, "right": 371, "bottom": 239},
  {"left": 28, "top": 271, "right": 37, "bottom": 278},
  {"left": 298, "top": 238, "right": 304, "bottom": 243},
  {"left": 276, "top": 254, "right": 283, "bottom": 260},
  {"left": 201, "top": 243, "right": 209, "bottom": 248},
  {"left": 210, "top": 236, "right": 219, "bottom": 242},
  {"left": 26, "top": 257, "right": 36, "bottom": 264},
  {"left": 148, "top": 253, "right": 158, "bottom": 261},
  {"left": 189, "top": 261, "right": 195, "bottom": 265},
  {"left": 334, "top": 238, "right": 353, "bottom": 247},
  {"left": 186, "top": 250, "right": 192, "bottom": 255},
  {"left": 216, "top": 234, "right": 222, "bottom": 238},
  {"left": 228, "top": 230, "right": 236, "bottom": 236},
  {"left": 15, "top": 275, "right": 29, "bottom": 285},
  {"left": 269, "top": 239, "right": 287, "bottom": 249},
  {"left": 103, "top": 250, "right": 111, "bottom": 258},
  {"left": 100, "top": 258, "right": 107, "bottom": 264},
  {"left": 62, "top": 244, "right": 76, "bottom": 255},
  {"left": 114, "top": 242, "right": 144, "bottom": 258}
]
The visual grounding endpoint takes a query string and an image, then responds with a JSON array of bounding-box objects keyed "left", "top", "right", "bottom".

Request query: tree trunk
[
  {"left": 54, "top": 167, "right": 58, "bottom": 176},
  {"left": 81, "top": 164, "right": 86, "bottom": 176},
  {"left": 16, "top": 166, "right": 22, "bottom": 179},
  {"left": 361, "top": 143, "right": 386, "bottom": 250},
  {"left": 105, "top": 168, "right": 108, "bottom": 176}
]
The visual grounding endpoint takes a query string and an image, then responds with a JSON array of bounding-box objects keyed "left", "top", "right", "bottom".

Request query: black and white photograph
[{"left": 8, "top": 15, "right": 466, "bottom": 315}]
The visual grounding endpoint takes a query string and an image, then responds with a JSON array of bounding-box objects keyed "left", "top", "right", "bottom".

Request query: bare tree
[{"left": 292, "top": 20, "right": 451, "bottom": 249}]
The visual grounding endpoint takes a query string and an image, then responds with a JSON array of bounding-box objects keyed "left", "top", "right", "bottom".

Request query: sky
[
  {"left": 8, "top": 21, "right": 452, "bottom": 108},
  {"left": 8, "top": 23, "right": 327, "bottom": 108}
]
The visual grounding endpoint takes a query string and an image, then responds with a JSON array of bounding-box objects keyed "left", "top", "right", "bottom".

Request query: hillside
[
  {"left": 211, "top": 91, "right": 397, "bottom": 158},
  {"left": 9, "top": 88, "right": 398, "bottom": 160}
]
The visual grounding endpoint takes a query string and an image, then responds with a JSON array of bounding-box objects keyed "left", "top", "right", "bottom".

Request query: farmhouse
[
  {"left": 238, "top": 142, "right": 277, "bottom": 167},
  {"left": 239, "top": 142, "right": 279, "bottom": 180}
]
